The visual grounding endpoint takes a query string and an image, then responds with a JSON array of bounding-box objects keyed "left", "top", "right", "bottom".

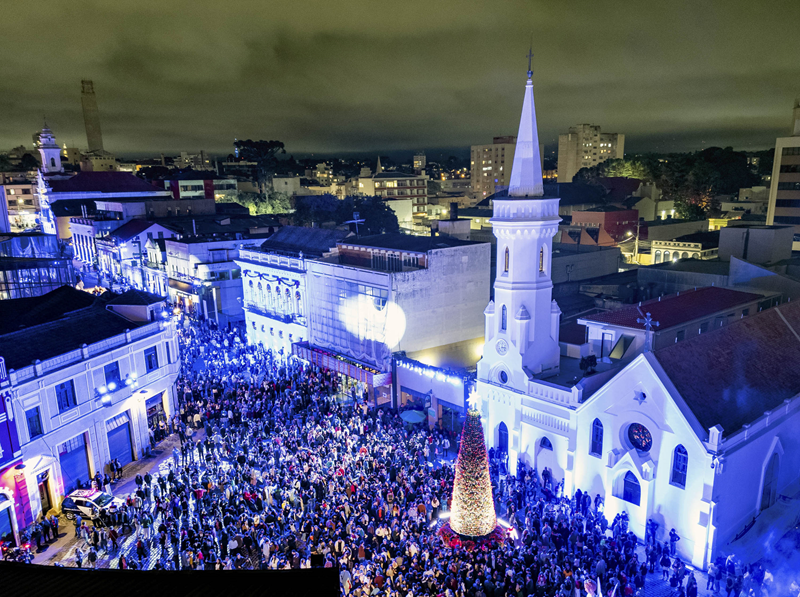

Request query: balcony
[{"left": 243, "top": 301, "right": 305, "bottom": 325}]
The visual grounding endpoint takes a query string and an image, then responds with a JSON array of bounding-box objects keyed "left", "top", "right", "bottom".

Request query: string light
[{"left": 395, "top": 358, "right": 465, "bottom": 386}]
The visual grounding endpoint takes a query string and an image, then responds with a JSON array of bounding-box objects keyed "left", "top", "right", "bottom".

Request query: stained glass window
[{"left": 628, "top": 423, "right": 652, "bottom": 452}]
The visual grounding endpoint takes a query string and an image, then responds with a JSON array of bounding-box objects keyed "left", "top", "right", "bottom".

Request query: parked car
[{"left": 60, "top": 489, "right": 123, "bottom": 521}]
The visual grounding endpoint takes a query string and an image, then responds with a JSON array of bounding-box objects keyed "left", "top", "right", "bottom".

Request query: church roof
[
  {"left": 654, "top": 300, "right": 800, "bottom": 436},
  {"left": 582, "top": 287, "right": 764, "bottom": 331},
  {"left": 507, "top": 74, "right": 544, "bottom": 198}
]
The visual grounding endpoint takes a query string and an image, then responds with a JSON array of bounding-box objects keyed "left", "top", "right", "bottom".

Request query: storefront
[
  {"left": 146, "top": 393, "right": 168, "bottom": 441},
  {"left": 393, "top": 356, "right": 470, "bottom": 431},
  {"left": 292, "top": 342, "right": 392, "bottom": 407},
  {"left": 58, "top": 433, "right": 91, "bottom": 494},
  {"left": 106, "top": 412, "right": 134, "bottom": 467}
]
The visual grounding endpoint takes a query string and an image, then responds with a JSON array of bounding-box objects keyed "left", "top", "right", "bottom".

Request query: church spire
[
  {"left": 508, "top": 52, "right": 544, "bottom": 198},
  {"left": 375, "top": 155, "right": 383, "bottom": 174}
]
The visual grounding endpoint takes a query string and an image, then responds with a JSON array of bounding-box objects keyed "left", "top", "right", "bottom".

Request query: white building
[
  {"left": 299, "top": 233, "right": 490, "bottom": 407},
  {"left": 557, "top": 124, "right": 625, "bottom": 183},
  {"left": 476, "top": 66, "right": 800, "bottom": 570},
  {"left": 95, "top": 220, "right": 178, "bottom": 288},
  {"left": 236, "top": 226, "right": 347, "bottom": 352},
  {"left": 0, "top": 287, "right": 179, "bottom": 520}
]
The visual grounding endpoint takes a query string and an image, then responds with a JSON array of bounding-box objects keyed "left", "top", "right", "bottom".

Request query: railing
[
  {"left": 243, "top": 301, "right": 305, "bottom": 325},
  {"left": 526, "top": 379, "right": 580, "bottom": 407}
]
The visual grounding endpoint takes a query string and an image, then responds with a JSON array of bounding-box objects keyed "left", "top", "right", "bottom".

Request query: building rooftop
[
  {"left": 160, "top": 170, "right": 234, "bottom": 181},
  {"left": 477, "top": 183, "right": 605, "bottom": 208},
  {"left": 106, "top": 289, "right": 165, "bottom": 306},
  {"left": 100, "top": 219, "right": 165, "bottom": 243},
  {"left": 50, "top": 199, "right": 97, "bottom": 218},
  {"left": 50, "top": 171, "right": 164, "bottom": 194},
  {"left": 258, "top": 225, "right": 348, "bottom": 257},
  {"left": 0, "top": 285, "right": 95, "bottom": 335},
  {"left": 645, "top": 259, "right": 730, "bottom": 275},
  {"left": 655, "top": 299, "right": 800, "bottom": 436},
  {"left": 575, "top": 204, "right": 634, "bottom": 213},
  {"left": 581, "top": 286, "right": 764, "bottom": 330},
  {"left": 341, "top": 233, "right": 483, "bottom": 253},
  {"left": 654, "top": 230, "right": 720, "bottom": 249},
  {"left": 0, "top": 288, "right": 152, "bottom": 370}
]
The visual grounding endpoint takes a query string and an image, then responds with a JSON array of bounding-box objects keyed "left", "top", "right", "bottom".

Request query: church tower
[
  {"left": 34, "top": 125, "right": 63, "bottom": 173},
  {"left": 477, "top": 61, "right": 562, "bottom": 394}
]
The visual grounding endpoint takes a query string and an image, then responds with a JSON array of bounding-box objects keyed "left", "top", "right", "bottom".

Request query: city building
[
  {"left": 413, "top": 152, "right": 426, "bottom": 173},
  {"left": 173, "top": 151, "right": 212, "bottom": 171},
  {"left": 236, "top": 226, "right": 348, "bottom": 352},
  {"left": 476, "top": 65, "right": 800, "bottom": 571},
  {"left": 0, "top": 286, "right": 179, "bottom": 523},
  {"left": 557, "top": 124, "right": 625, "bottom": 183},
  {"left": 95, "top": 220, "right": 179, "bottom": 287},
  {"left": 80, "top": 80, "right": 104, "bottom": 153},
  {"left": 570, "top": 206, "right": 640, "bottom": 244},
  {"left": 718, "top": 224, "right": 794, "bottom": 264},
  {"left": 297, "top": 233, "right": 490, "bottom": 408},
  {"left": 0, "top": 233, "right": 75, "bottom": 300},
  {"left": 652, "top": 231, "right": 721, "bottom": 263},
  {"left": 1, "top": 176, "right": 38, "bottom": 232},
  {"left": 166, "top": 234, "right": 265, "bottom": 325},
  {"left": 576, "top": 287, "right": 771, "bottom": 364},
  {"left": 356, "top": 170, "right": 430, "bottom": 221},
  {"left": 470, "top": 136, "right": 517, "bottom": 199},
  {"left": 160, "top": 171, "right": 238, "bottom": 201},
  {"left": 766, "top": 99, "right": 800, "bottom": 249},
  {"left": 0, "top": 354, "right": 24, "bottom": 546},
  {"left": 272, "top": 175, "right": 301, "bottom": 197}
]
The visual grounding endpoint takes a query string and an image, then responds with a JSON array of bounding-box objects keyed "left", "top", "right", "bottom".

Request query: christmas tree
[{"left": 449, "top": 404, "right": 497, "bottom": 537}]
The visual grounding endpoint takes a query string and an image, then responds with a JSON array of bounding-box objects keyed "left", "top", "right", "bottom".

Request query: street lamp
[{"left": 626, "top": 220, "right": 641, "bottom": 264}]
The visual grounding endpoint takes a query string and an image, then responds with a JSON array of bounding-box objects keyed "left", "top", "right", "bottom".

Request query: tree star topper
[{"left": 467, "top": 389, "right": 481, "bottom": 411}]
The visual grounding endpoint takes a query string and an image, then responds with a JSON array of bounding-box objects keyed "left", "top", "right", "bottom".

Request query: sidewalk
[{"left": 33, "top": 432, "right": 187, "bottom": 566}]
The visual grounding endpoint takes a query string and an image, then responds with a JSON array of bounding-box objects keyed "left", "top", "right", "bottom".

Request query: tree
[
  {"left": 18, "top": 153, "right": 40, "bottom": 171},
  {"left": 294, "top": 194, "right": 400, "bottom": 234},
  {"left": 450, "top": 408, "right": 497, "bottom": 537},
  {"left": 580, "top": 355, "right": 597, "bottom": 375},
  {"left": 234, "top": 139, "right": 286, "bottom": 188},
  {"left": 232, "top": 191, "right": 293, "bottom": 215},
  {"left": 0, "top": 154, "right": 13, "bottom": 172}
]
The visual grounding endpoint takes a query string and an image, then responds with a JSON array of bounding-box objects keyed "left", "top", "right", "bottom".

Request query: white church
[{"left": 476, "top": 66, "right": 800, "bottom": 570}]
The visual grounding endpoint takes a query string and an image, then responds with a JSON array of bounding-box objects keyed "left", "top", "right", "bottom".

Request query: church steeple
[
  {"left": 375, "top": 155, "right": 383, "bottom": 174},
  {"left": 507, "top": 55, "right": 544, "bottom": 198}
]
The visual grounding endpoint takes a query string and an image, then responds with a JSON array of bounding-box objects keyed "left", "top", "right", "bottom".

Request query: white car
[{"left": 60, "top": 489, "right": 124, "bottom": 521}]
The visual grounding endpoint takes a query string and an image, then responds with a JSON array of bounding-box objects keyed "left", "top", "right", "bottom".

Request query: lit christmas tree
[{"left": 449, "top": 393, "right": 497, "bottom": 537}]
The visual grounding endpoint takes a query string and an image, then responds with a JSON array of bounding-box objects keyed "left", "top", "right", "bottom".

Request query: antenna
[
  {"left": 344, "top": 211, "right": 366, "bottom": 237},
  {"left": 526, "top": 46, "right": 534, "bottom": 79}
]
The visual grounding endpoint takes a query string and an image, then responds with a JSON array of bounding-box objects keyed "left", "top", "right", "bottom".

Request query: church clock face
[
  {"left": 495, "top": 339, "right": 508, "bottom": 355},
  {"left": 628, "top": 423, "right": 653, "bottom": 452}
]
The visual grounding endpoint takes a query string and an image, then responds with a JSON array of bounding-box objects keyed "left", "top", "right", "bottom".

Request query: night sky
[{"left": 1, "top": 0, "right": 798, "bottom": 158}]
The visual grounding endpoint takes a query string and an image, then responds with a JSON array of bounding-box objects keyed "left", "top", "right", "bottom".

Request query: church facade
[{"left": 477, "top": 67, "right": 800, "bottom": 570}]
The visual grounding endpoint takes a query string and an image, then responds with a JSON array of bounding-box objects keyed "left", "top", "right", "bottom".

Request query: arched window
[
  {"left": 681, "top": 252, "right": 688, "bottom": 259},
  {"left": 654, "top": 250, "right": 662, "bottom": 263},
  {"left": 664, "top": 251, "right": 670, "bottom": 262},
  {"left": 539, "top": 247, "right": 544, "bottom": 273},
  {"left": 590, "top": 418, "right": 603, "bottom": 456},
  {"left": 622, "top": 471, "right": 640, "bottom": 505},
  {"left": 540, "top": 437, "right": 553, "bottom": 450},
  {"left": 275, "top": 286, "right": 281, "bottom": 311},
  {"left": 296, "top": 291, "right": 303, "bottom": 317},
  {"left": 285, "top": 288, "right": 292, "bottom": 314},
  {"left": 501, "top": 305, "right": 507, "bottom": 331},
  {"left": 671, "top": 445, "right": 688, "bottom": 488},
  {"left": 504, "top": 247, "right": 509, "bottom": 273},
  {"left": 248, "top": 280, "right": 254, "bottom": 302},
  {"left": 257, "top": 282, "right": 263, "bottom": 305},
  {"left": 50, "top": 157, "right": 56, "bottom": 168}
]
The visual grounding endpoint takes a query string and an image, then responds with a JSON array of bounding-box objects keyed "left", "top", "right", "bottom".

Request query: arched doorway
[
  {"left": 761, "top": 453, "right": 780, "bottom": 511},
  {"left": 498, "top": 422, "right": 509, "bottom": 456}
]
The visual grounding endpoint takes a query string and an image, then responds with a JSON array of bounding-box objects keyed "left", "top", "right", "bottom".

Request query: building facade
[
  {"left": 1, "top": 178, "right": 38, "bottom": 232},
  {"left": 557, "top": 124, "right": 625, "bottom": 183},
  {"left": 470, "top": 136, "right": 517, "bottom": 199},
  {"left": 0, "top": 289, "right": 179, "bottom": 522},
  {"left": 765, "top": 99, "right": 800, "bottom": 249}
]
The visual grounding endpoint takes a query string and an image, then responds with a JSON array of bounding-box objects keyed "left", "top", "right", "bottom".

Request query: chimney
[{"left": 450, "top": 202, "right": 459, "bottom": 221}]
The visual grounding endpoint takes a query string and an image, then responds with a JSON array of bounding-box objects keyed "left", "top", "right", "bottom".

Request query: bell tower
[
  {"left": 34, "top": 125, "right": 63, "bottom": 174},
  {"left": 477, "top": 59, "right": 562, "bottom": 394}
]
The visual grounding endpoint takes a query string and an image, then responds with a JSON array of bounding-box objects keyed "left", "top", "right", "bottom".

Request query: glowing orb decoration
[{"left": 340, "top": 296, "right": 406, "bottom": 349}]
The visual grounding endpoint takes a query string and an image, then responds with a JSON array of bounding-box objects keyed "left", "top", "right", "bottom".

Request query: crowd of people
[{"left": 59, "top": 319, "right": 783, "bottom": 596}]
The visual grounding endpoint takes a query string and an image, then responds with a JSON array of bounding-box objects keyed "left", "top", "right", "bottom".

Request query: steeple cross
[
  {"left": 636, "top": 311, "right": 660, "bottom": 352},
  {"left": 526, "top": 48, "right": 534, "bottom": 78}
]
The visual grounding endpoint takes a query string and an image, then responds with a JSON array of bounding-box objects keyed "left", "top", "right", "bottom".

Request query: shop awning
[{"left": 292, "top": 342, "right": 391, "bottom": 387}]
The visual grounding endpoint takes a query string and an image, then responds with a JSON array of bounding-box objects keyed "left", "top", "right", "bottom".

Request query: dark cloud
[{"left": 0, "top": 0, "right": 798, "bottom": 157}]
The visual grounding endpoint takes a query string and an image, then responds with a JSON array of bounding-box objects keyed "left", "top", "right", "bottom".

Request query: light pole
[{"left": 626, "top": 219, "right": 641, "bottom": 264}]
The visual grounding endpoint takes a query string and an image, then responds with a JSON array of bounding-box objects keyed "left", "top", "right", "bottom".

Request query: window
[
  {"left": 55, "top": 380, "right": 77, "bottom": 413},
  {"left": 104, "top": 361, "right": 121, "bottom": 388},
  {"left": 622, "top": 471, "right": 641, "bottom": 505},
  {"left": 628, "top": 423, "right": 653, "bottom": 452},
  {"left": 675, "top": 330, "right": 685, "bottom": 342},
  {"left": 540, "top": 437, "right": 553, "bottom": 450},
  {"left": 590, "top": 418, "right": 603, "bottom": 456},
  {"left": 144, "top": 347, "right": 159, "bottom": 373},
  {"left": 504, "top": 247, "right": 509, "bottom": 273},
  {"left": 742, "top": 308, "right": 749, "bottom": 317},
  {"left": 501, "top": 305, "right": 507, "bottom": 331},
  {"left": 539, "top": 247, "right": 544, "bottom": 273},
  {"left": 166, "top": 341, "right": 171, "bottom": 364},
  {"left": 664, "top": 251, "right": 670, "bottom": 262},
  {"left": 699, "top": 322, "right": 708, "bottom": 334},
  {"left": 671, "top": 445, "right": 688, "bottom": 488},
  {"left": 26, "top": 407, "right": 43, "bottom": 439}
]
